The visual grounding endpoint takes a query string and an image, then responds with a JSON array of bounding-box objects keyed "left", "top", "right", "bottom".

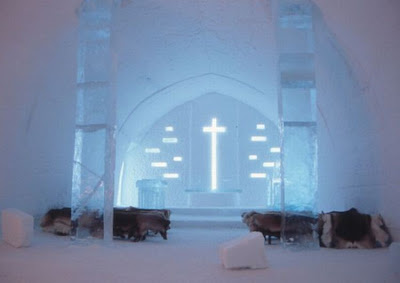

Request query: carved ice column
[
  {"left": 275, "top": 0, "right": 318, "bottom": 248},
  {"left": 71, "top": 0, "right": 116, "bottom": 242}
]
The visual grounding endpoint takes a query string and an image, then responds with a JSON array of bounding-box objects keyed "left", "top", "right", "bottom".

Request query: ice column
[
  {"left": 71, "top": 0, "right": 116, "bottom": 241},
  {"left": 276, "top": 0, "right": 318, "bottom": 247}
]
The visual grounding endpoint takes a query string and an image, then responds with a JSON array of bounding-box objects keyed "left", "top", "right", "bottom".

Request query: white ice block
[
  {"left": 389, "top": 242, "right": 400, "bottom": 273},
  {"left": 219, "top": 232, "right": 268, "bottom": 269},
  {"left": 1, "top": 208, "right": 34, "bottom": 248}
]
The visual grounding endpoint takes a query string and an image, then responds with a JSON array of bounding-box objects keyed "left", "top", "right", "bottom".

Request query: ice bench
[
  {"left": 219, "top": 231, "right": 268, "bottom": 269},
  {"left": 1, "top": 208, "right": 34, "bottom": 248}
]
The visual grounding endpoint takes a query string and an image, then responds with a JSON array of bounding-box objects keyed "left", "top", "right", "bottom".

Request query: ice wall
[
  {"left": 0, "top": 0, "right": 80, "bottom": 221},
  {"left": 314, "top": 9, "right": 379, "bottom": 213},
  {"left": 314, "top": 0, "right": 400, "bottom": 238}
]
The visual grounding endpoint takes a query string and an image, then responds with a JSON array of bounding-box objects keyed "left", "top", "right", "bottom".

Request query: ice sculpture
[
  {"left": 276, "top": 0, "right": 318, "bottom": 248},
  {"left": 137, "top": 179, "right": 167, "bottom": 209},
  {"left": 71, "top": 0, "right": 116, "bottom": 242}
]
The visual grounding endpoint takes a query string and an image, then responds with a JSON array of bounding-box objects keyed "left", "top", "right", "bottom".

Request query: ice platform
[{"left": 169, "top": 208, "right": 263, "bottom": 229}]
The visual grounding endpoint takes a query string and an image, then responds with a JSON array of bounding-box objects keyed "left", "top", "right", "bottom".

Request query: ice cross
[{"left": 203, "top": 118, "right": 226, "bottom": 191}]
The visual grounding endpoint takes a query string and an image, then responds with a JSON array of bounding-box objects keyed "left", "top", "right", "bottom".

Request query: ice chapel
[{"left": 0, "top": 0, "right": 399, "bottom": 282}]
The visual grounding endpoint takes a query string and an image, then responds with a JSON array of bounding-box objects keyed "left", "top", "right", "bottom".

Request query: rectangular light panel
[
  {"left": 251, "top": 136, "right": 267, "bottom": 142},
  {"left": 163, "top": 173, "right": 179, "bottom": 179},
  {"left": 263, "top": 162, "right": 275, "bottom": 167},
  {"left": 145, "top": 148, "right": 160, "bottom": 153},
  {"left": 162, "top": 137, "right": 178, "bottom": 143},
  {"left": 151, "top": 162, "right": 167, "bottom": 168},
  {"left": 250, "top": 173, "right": 267, "bottom": 178}
]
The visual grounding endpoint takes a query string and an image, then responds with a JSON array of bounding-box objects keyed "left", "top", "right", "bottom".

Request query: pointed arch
[{"left": 118, "top": 73, "right": 278, "bottom": 144}]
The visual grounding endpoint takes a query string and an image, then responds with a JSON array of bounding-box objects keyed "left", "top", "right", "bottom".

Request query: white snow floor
[{"left": 0, "top": 227, "right": 398, "bottom": 283}]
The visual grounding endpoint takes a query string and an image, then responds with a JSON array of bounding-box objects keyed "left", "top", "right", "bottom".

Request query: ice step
[
  {"left": 168, "top": 208, "right": 265, "bottom": 229},
  {"left": 170, "top": 214, "right": 244, "bottom": 229}
]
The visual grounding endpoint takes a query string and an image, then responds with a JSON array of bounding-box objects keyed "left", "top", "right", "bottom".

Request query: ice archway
[
  {"left": 118, "top": 73, "right": 279, "bottom": 144},
  {"left": 116, "top": 73, "right": 281, "bottom": 207}
]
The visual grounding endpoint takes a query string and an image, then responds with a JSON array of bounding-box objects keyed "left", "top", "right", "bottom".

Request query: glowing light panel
[
  {"left": 250, "top": 173, "right": 267, "bottom": 178},
  {"left": 173, "top": 156, "right": 182, "bottom": 162},
  {"left": 248, "top": 155, "right": 258, "bottom": 160},
  {"left": 151, "top": 162, "right": 167, "bottom": 167},
  {"left": 163, "top": 173, "right": 179, "bottom": 179},
  {"left": 270, "top": 147, "right": 281, "bottom": 153},
  {"left": 256, "top": 124, "right": 265, "bottom": 130},
  {"left": 203, "top": 118, "right": 226, "bottom": 190},
  {"left": 145, "top": 148, "right": 160, "bottom": 153},
  {"left": 165, "top": 126, "right": 174, "bottom": 132},
  {"left": 162, "top": 137, "right": 178, "bottom": 143},
  {"left": 251, "top": 136, "right": 267, "bottom": 142},
  {"left": 263, "top": 162, "right": 275, "bottom": 167}
]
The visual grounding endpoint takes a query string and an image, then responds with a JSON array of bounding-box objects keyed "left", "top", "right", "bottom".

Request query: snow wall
[{"left": 0, "top": 0, "right": 399, "bottom": 239}]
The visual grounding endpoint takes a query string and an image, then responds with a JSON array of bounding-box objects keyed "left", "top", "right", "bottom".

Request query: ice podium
[
  {"left": 219, "top": 231, "right": 268, "bottom": 269},
  {"left": 1, "top": 208, "right": 34, "bottom": 248}
]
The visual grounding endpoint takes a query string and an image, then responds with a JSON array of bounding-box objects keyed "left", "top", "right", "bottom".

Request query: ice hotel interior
[{"left": 0, "top": 0, "right": 399, "bottom": 282}]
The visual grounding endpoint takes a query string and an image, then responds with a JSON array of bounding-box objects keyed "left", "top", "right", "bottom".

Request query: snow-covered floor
[{"left": 0, "top": 227, "right": 398, "bottom": 283}]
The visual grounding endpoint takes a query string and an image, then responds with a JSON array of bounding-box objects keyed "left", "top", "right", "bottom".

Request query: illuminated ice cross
[{"left": 202, "top": 118, "right": 226, "bottom": 191}]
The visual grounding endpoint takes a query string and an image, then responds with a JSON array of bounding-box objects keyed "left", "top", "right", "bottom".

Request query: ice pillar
[
  {"left": 71, "top": 0, "right": 116, "bottom": 242},
  {"left": 275, "top": 0, "right": 318, "bottom": 247}
]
